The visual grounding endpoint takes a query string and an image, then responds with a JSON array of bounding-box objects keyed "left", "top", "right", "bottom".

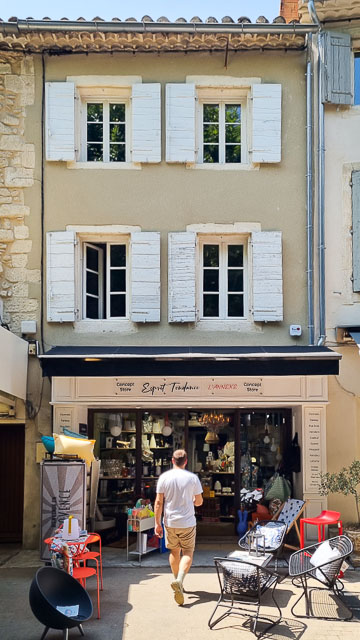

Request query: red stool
[
  {"left": 300, "top": 510, "right": 343, "bottom": 548},
  {"left": 87, "top": 532, "right": 103, "bottom": 590}
]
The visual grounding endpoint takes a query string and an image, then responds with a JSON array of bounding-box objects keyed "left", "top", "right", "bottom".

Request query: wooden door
[{"left": 0, "top": 424, "right": 25, "bottom": 542}]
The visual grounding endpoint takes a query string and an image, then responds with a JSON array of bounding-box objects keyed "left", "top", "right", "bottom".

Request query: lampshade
[{"left": 205, "top": 430, "right": 219, "bottom": 444}]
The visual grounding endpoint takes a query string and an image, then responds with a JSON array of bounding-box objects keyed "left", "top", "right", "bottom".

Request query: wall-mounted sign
[
  {"left": 304, "top": 407, "right": 323, "bottom": 492},
  {"left": 113, "top": 377, "right": 263, "bottom": 398}
]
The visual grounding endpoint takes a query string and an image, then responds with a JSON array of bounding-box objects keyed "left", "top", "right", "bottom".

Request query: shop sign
[
  {"left": 304, "top": 408, "right": 322, "bottom": 492},
  {"left": 114, "top": 377, "right": 263, "bottom": 398}
]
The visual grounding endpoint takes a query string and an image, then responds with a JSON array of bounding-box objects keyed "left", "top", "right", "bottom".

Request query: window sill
[
  {"left": 194, "top": 319, "right": 261, "bottom": 332},
  {"left": 186, "top": 163, "right": 258, "bottom": 171},
  {"left": 73, "top": 320, "right": 138, "bottom": 334},
  {"left": 67, "top": 161, "right": 142, "bottom": 170}
]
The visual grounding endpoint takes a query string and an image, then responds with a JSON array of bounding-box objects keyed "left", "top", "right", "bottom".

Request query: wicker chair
[
  {"left": 238, "top": 520, "right": 287, "bottom": 569},
  {"left": 289, "top": 535, "right": 353, "bottom": 620},
  {"left": 209, "top": 557, "right": 282, "bottom": 636}
]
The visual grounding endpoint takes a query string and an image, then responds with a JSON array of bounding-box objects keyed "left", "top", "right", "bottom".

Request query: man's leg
[
  {"left": 169, "top": 547, "right": 181, "bottom": 580},
  {"left": 177, "top": 550, "right": 194, "bottom": 582}
]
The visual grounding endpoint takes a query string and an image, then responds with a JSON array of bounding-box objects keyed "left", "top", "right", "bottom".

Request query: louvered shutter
[
  {"left": 252, "top": 231, "right": 283, "bottom": 322},
  {"left": 168, "top": 232, "right": 196, "bottom": 322},
  {"left": 131, "top": 84, "right": 161, "bottom": 163},
  {"left": 46, "top": 231, "right": 76, "bottom": 322},
  {"left": 45, "top": 82, "right": 75, "bottom": 161},
  {"left": 321, "top": 31, "right": 352, "bottom": 105},
  {"left": 352, "top": 171, "right": 360, "bottom": 292},
  {"left": 252, "top": 84, "right": 282, "bottom": 163},
  {"left": 130, "top": 232, "right": 160, "bottom": 322},
  {"left": 166, "top": 84, "right": 196, "bottom": 163}
]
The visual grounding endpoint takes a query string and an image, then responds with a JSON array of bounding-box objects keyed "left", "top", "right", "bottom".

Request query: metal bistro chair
[
  {"left": 289, "top": 535, "right": 353, "bottom": 621},
  {"left": 209, "top": 557, "right": 283, "bottom": 637},
  {"left": 239, "top": 520, "right": 287, "bottom": 570}
]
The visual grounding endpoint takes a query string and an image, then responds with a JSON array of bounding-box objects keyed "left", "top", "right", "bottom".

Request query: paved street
[{"left": 1, "top": 561, "right": 360, "bottom": 640}]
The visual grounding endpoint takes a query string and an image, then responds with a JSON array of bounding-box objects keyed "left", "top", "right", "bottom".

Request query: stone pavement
[{"left": 1, "top": 560, "right": 360, "bottom": 640}]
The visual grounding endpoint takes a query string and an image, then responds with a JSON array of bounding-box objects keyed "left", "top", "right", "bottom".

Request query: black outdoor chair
[
  {"left": 238, "top": 520, "right": 288, "bottom": 570},
  {"left": 208, "top": 556, "right": 283, "bottom": 636},
  {"left": 288, "top": 535, "right": 353, "bottom": 621},
  {"left": 29, "top": 566, "right": 93, "bottom": 640}
]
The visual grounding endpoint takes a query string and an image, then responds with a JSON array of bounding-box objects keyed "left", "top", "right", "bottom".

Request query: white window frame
[
  {"left": 79, "top": 96, "right": 130, "bottom": 164},
  {"left": 81, "top": 236, "right": 130, "bottom": 320},
  {"left": 196, "top": 88, "right": 249, "bottom": 167},
  {"left": 198, "top": 235, "right": 248, "bottom": 321}
]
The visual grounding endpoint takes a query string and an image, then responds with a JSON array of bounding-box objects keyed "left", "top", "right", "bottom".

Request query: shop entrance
[
  {"left": 89, "top": 408, "right": 292, "bottom": 543},
  {"left": 0, "top": 424, "right": 25, "bottom": 542}
]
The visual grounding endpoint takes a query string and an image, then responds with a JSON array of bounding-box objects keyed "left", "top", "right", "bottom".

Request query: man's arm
[
  {"left": 154, "top": 492, "right": 164, "bottom": 537},
  {"left": 193, "top": 493, "right": 203, "bottom": 507}
]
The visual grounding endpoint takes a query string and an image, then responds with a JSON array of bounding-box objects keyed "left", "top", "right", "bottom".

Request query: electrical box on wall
[{"left": 290, "top": 325, "right": 302, "bottom": 337}]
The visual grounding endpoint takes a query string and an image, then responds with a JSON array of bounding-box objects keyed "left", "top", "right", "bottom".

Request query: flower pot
[{"left": 344, "top": 527, "right": 360, "bottom": 554}]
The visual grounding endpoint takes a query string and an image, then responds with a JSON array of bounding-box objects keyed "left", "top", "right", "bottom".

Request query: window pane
[
  {"left": 225, "top": 105, "right": 241, "bottom": 123},
  {"left": 87, "top": 123, "right": 103, "bottom": 142},
  {"left": 203, "top": 245, "right": 219, "bottom": 267},
  {"left": 203, "top": 270, "right": 219, "bottom": 292},
  {"left": 203, "top": 124, "right": 219, "bottom": 143},
  {"left": 203, "top": 104, "right": 219, "bottom": 122},
  {"left": 110, "top": 270, "right": 126, "bottom": 292},
  {"left": 86, "top": 271, "right": 99, "bottom": 296},
  {"left": 228, "top": 245, "right": 243, "bottom": 267},
  {"left": 110, "top": 245, "right": 126, "bottom": 267},
  {"left": 87, "top": 144, "right": 103, "bottom": 162},
  {"left": 110, "top": 123, "right": 125, "bottom": 143},
  {"left": 110, "top": 294, "right": 126, "bottom": 317},
  {"left": 203, "top": 294, "right": 219, "bottom": 317},
  {"left": 228, "top": 294, "right": 244, "bottom": 317},
  {"left": 226, "top": 124, "right": 241, "bottom": 143},
  {"left": 203, "top": 145, "right": 219, "bottom": 163},
  {"left": 355, "top": 55, "right": 360, "bottom": 105},
  {"left": 228, "top": 270, "right": 243, "bottom": 292},
  {"left": 87, "top": 103, "right": 103, "bottom": 122},
  {"left": 86, "top": 296, "right": 99, "bottom": 319},
  {"left": 86, "top": 246, "right": 99, "bottom": 272},
  {"left": 225, "top": 145, "right": 241, "bottom": 163},
  {"left": 110, "top": 145, "right": 125, "bottom": 162},
  {"left": 110, "top": 103, "right": 125, "bottom": 122}
]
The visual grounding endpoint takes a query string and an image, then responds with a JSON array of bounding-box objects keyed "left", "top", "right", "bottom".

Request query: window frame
[
  {"left": 354, "top": 52, "right": 360, "bottom": 106},
  {"left": 197, "top": 235, "right": 248, "bottom": 321}
]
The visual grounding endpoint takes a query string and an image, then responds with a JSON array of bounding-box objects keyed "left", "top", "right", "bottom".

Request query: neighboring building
[{"left": 0, "top": 10, "right": 340, "bottom": 549}]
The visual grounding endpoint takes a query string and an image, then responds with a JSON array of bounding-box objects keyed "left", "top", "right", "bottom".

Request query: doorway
[{"left": 0, "top": 424, "right": 25, "bottom": 542}]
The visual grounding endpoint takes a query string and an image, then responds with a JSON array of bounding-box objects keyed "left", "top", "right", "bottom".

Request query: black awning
[{"left": 39, "top": 345, "right": 341, "bottom": 377}]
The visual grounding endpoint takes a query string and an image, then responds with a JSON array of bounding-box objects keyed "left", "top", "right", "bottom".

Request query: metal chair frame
[
  {"left": 209, "top": 557, "right": 282, "bottom": 637},
  {"left": 238, "top": 520, "right": 288, "bottom": 570},
  {"left": 289, "top": 535, "right": 354, "bottom": 621}
]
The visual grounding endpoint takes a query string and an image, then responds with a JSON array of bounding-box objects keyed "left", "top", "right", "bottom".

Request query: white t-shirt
[{"left": 156, "top": 468, "right": 203, "bottom": 528}]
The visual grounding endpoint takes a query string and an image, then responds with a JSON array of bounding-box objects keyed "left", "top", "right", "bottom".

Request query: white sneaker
[{"left": 171, "top": 580, "right": 184, "bottom": 605}]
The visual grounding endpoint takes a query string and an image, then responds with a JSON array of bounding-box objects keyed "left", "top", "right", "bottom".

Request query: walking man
[{"left": 155, "top": 449, "right": 203, "bottom": 605}]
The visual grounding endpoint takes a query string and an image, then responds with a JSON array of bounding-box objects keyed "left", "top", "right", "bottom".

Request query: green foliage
[{"left": 319, "top": 460, "right": 360, "bottom": 525}]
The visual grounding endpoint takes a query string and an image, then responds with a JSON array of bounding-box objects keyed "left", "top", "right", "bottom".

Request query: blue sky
[{"left": 4, "top": 1, "right": 281, "bottom": 22}]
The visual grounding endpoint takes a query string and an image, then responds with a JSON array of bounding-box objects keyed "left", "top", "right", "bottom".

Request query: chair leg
[
  {"left": 63, "top": 630, "right": 69, "bottom": 640},
  {"left": 40, "top": 627, "right": 50, "bottom": 640},
  {"left": 208, "top": 597, "right": 231, "bottom": 629},
  {"left": 78, "top": 624, "right": 84, "bottom": 636}
]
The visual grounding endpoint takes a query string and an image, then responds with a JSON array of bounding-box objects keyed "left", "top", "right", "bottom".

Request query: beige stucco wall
[{"left": 28, "top": 50, "right": 309, "bottom": 347}]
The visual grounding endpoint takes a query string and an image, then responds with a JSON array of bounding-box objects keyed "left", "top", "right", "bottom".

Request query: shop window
[
  {"left": 199, "top": 237, "right": 247, "bottom": 319},
  {"left": 83, "top": 241, "right": 128, "bottom": 319}
]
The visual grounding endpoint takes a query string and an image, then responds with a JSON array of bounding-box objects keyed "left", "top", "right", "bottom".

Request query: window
[
  {"left": 200, "top": 238, "right": 246, "bottom": 319},
  {"left": 355, "top": 54, "right": 360, "bottom": 105},
  {"left": 84, "top": 101, "right": 127, "bottom": 163},
  {"left": 201, "top": 103, "right": 242, "bottom": 164},
  {"left": 83, "top": 242, "right": 128, "bottom": 319}
]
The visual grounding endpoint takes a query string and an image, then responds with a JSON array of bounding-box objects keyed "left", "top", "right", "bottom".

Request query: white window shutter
[
  {"left": 252, "top": 231, "right": 283, "bottom": 322},
  {"left": 131, "top": 84, "right": 161, "bottom": 163},
  {"left": 166, "top": 84, "right": 196, "bottom": 163},
  {"left": 46, "top": 231, "right": 76, "bottom": 322},
  {"left": 131, "top": 232, "right": 160, "bottom": 322},
  {"left": 252, "top": 84, "right": 282, "bottom": 163},
  {"left": 321, "top": 31, "right": 352, "bottom": 105},
  {"left": 45, "top": 82, "right": 75, "bottom": 161},
  {"left": 168, "top": 232, "right": 196, "bottom": 322}
]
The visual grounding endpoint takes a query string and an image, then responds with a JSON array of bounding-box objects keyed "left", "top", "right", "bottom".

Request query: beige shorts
[{"left": 164, "top": 526, "right": 196, "bottom": 552}]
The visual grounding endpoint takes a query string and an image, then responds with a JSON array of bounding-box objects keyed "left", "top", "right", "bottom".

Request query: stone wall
[{"left": 0, "top": 53, "right": 39, "bottom": 334}]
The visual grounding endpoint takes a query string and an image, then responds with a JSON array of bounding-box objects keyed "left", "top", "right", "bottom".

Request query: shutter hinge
[
  {"left": 73, "top": 238, "right": 79, "bottom": 246},
  {"left": 75, "top": 308, "right": 80, "bottom": 320}
]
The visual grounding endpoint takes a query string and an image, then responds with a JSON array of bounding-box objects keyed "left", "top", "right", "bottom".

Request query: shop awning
[
  {"left": 0, "top": 326, "right": 28, "bottom": 400},
  {"left": 349, "top": 330, "right": 360, "bottom": 353},
  {"left": 39, "top": 345, "right": 341, "bottom": 377}
]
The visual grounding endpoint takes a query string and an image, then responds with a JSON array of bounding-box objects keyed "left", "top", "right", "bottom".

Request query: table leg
[{"left": 300, "top": 520, "right": 304, "bottom": 548}]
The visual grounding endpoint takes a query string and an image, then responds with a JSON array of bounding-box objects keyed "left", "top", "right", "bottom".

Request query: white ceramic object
[
  {"left": 110, "top": 425, "right": 122, "bottom": 437},
  {"left": 162, "top": 425, "right": 172, "bottom": 436}
]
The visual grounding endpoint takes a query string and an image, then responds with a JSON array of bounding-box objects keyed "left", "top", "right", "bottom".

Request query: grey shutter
[
  {"left": 252, "top": 231, "right": 283, "bottom": 322},
  {"left": 168, "top": 232, "right": 196, "bottom": 322},
  {"left": 131, "top": 232, "right": 160, "bottom": 322},
  {"left": 321, "top": 31, "right": 353, "bottom": 105},
  {"left": 46, "top": 231, "right": 76, "bottom": 322},
  {"left": 352, "top": 171, "right": 360, "bottom": 292},
  {"left": 166, "top": 84, "right": 196, "bottom": 163},
  {"left": 131, "top": 84, "right": 161, "bottom": 163},
  {"left": 252, "top": 84, "right": 282, "bottom": 163},
  {"left": 45, "top": 82, "right": 75, "bottom": 161}
]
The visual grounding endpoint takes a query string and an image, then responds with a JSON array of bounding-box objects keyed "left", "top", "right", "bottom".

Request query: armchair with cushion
[
  {"left": 209, "top": 557, "right": 283, "bottom": 636},
  {"left": 238, "top": 520, "right": 287, "bottom": 569}
]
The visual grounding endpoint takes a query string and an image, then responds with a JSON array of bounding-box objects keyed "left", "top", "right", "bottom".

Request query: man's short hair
[{"left": 172, "top": 449, "right": 187, "bottom": 467}]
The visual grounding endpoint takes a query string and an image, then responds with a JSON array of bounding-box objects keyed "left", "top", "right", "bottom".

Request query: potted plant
[{"left": 319, "top": 460, "right": 360, "bottom": 553}]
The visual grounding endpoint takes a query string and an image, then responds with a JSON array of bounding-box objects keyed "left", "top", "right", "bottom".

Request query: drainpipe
[{"left": 306, "top": 33, "right": 315, "bottom": 345}]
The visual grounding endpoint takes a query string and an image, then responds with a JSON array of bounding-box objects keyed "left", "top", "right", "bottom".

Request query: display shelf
[
  {"left": 99, "top": 476, "right": 135, "bottom": 480},
  {"left": 209, "top": 471, "right": 235, "bottom": 474},
  {"left": 215, "top": 493, "right": 235, "bottom": 497},
  {"left": 127, "top": 516, "right": 157, "bottom": 565},
  {"left": 100, "top": 448, "right": 136, "bottom": 451}
]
